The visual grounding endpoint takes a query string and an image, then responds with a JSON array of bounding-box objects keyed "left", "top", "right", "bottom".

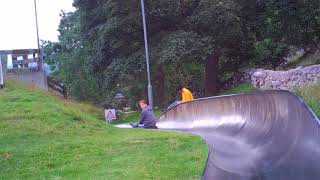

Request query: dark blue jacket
[{"left": 139, "top": 106, "right": 157, "bottom": 128}]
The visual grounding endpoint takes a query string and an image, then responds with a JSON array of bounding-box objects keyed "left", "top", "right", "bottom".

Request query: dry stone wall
[{"left": 245, "top": 65, "right": 320, "bottom": 90}]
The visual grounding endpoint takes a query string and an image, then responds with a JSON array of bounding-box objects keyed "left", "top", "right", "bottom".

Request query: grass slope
[
  {"left": 286, "top": 52, "right": 320, "bottom": 69},
  {"left": 0, "top": 81, "right": 207, "bottom": 180},
  {"left": 220, "top": 83, "right": 256, "bottom": 95},
  {"left": 295, "top": 83, "right": 320, "bottom": 118}
]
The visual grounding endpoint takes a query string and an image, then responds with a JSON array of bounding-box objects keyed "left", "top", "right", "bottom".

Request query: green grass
[
  {"left": 111, "top": 110, "right": 161, "bottom": 125},
  {"left": 220, "top": 83, "right": 256, "bottom": 95},
  {"left": 0, "top": 81, "right": 207, "bottom": 179},
  {"left": 286, "top": 52, "right": 320, "bottom": 69},
  {"left": 295, "top": 83, "right": 320, "bottom": 118},
  {"left": 111, "top": 111, "right": 140, "bottom": 125}
]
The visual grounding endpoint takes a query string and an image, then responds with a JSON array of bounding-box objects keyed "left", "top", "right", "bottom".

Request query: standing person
[
  {"left": 136, "top": 99, "right": 158, "bottom": 129},
  {"left": 166, "top": 86, "right": 194, "bottom": 110},
  {"left": 176, "top": 86, "right": 194, "bottom": 102}
]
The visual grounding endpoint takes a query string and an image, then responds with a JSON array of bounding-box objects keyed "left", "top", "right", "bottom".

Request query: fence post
[
  {"left": 0, "top": 56, "right": 4, "bottom": 88},
  {"left": 62, "top": 84, "right": 67, "bottom": 99},
  {"left": 47, "top": 77, "right": 67, "bottom": 99}
]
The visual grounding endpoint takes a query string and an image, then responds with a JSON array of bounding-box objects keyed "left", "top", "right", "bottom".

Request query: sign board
[
  {"left": 28, "top": 62, "right": 38, "bottom": 69},
  {"left": 105, "top": 109, "right": 117, "bottom": 122}
]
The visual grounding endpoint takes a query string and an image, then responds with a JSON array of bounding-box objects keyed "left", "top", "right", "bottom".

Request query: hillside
[
  {"left": 286, "top": 51, "right": 320, "bottom": 69},
  {"left": 0, "top": 81, "right": 207, "bottom": 179}
]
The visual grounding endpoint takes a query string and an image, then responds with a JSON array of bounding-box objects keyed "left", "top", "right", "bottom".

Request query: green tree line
[{"left": 44, "top": 0, "right": 320, "bottom": 109}]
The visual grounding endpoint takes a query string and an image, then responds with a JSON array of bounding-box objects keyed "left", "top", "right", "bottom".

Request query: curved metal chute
[{"left": 157, "top": 90, "right": 320, "bottom": 180}]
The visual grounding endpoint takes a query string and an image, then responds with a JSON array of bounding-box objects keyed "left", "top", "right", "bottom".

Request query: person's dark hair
[
  {"left": 139, "top": 99, "right": 148, "bottom": 105},
  {"left": 176, "top": 85, "right": 183, "bottom": 92}
]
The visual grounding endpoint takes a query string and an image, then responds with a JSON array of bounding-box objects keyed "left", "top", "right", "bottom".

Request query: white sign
[
  {"left": 105, "top": 109, "right": 117, "bottom": 122},
  {"left": 28, "top": 62, "right": 38, "bottom": 69}
]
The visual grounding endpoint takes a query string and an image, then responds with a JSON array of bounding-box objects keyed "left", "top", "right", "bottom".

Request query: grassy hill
[
  {"left": 294, "top": 83, "right": 320, "bottom": 118},
  {"left": 0, "top": 81, "right": 207, "bottom": 179},
  {"left": 286, "top": 51, "right": 320, "bottom": 69}
]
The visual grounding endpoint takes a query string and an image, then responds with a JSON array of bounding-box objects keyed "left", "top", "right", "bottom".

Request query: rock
[{"left": 244, "top": 65, "right": 320, "bottom": 90}]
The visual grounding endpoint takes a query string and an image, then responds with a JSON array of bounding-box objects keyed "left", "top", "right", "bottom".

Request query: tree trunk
[
  {"left": 155, "top": 65, "right": 165, "bottom": 108},
  {"left": 205, "top": 51, "right": 220, "bottom": 96}
]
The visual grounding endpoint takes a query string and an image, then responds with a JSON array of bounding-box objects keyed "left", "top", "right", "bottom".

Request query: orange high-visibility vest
[{"left": 181, "top": 88, "right": 193, "bottom": 102}]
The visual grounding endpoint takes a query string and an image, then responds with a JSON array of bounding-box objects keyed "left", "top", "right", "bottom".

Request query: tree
[
  {"left": 48, "top": 0, "right": 320, "bottom": 108},
  {"left": 262, "top": 0, "right": 320, "bottom": 52}
]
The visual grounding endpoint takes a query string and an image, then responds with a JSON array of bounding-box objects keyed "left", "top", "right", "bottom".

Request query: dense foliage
[{"left": 44, "top": 0, "right": 320, "bottom": 109}]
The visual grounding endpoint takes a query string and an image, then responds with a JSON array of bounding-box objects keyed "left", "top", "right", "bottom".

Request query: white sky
[{"left": 0, "top": 0, "right": 75, "bottom": 50}]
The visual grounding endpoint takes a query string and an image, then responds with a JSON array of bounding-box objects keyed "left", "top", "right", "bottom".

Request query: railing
[{"left": 47, "top": 77, "right": 67, "bottom": 99}]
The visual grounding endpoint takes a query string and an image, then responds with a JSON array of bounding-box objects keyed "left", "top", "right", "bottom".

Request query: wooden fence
[{"left": 47, "top": 77, "right": 67, "bottom": 99}]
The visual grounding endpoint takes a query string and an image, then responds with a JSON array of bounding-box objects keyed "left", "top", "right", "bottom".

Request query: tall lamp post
[
  {"left": 34, "top": 0, "right": 41, "bottom": 67},
  {"left": 140, "top": 0, "right": 153, "bottom": 108},
  {"left": 34, "top": 0, "right": 47, "bottom": 89}
]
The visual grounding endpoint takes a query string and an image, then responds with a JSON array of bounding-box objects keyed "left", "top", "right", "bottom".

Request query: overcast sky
[{"left": 0, "top": 0, "right": 75, "bottom": 50}]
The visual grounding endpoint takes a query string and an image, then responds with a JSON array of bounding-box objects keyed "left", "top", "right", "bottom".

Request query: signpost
[{"left": 105, "top": 109, "right": 117, "bottom": 122}]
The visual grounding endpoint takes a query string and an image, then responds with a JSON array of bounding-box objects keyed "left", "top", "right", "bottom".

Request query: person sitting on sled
[{"left": 135, "top": 99, "right": 158, "bottom": 129}]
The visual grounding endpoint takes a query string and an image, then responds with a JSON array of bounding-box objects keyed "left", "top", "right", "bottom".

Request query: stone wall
[{"left": 245, "top": 65, "right": 320, "bottom": 90}]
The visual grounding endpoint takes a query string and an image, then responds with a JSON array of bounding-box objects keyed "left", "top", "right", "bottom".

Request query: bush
[
  {"left": 254, "top": 38, "right": 289, "bottom": 68},
  {"left": 220, "top": 83, "right": 256, "bottom": 95}
]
